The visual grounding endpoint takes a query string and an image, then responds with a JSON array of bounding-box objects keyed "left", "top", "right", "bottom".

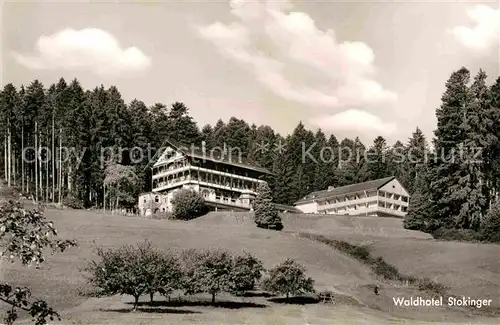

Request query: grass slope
[{"left": 1, "top": 208, "right": 499, "bottom": 324}]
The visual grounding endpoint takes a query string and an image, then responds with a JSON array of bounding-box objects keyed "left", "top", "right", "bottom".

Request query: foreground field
[{"left": 1, "top": 207, "right": 499, "bottom": 325}]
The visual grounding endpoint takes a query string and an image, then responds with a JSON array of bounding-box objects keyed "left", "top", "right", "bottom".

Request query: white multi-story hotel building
[
  {"left": 138, "top": 138, "right": 271, "bottom": 216},
  {"left": 294, "top": 176, "right": 410, "bottom": 218}
]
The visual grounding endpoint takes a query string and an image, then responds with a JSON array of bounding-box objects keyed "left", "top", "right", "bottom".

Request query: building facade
[
  {"left": 138, "top": 138, "right": 271, "bottom": 216},
  {"left": 294, "top": 177, "right": 410, "bottom": 218}
]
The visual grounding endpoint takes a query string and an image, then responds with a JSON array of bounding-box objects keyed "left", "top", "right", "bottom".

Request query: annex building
[
  {"left": 138, "top": 138, "right": 271, "bottom": 216},
  {"left": 294, "top": 176, "right": 410, "bottom": 218}
]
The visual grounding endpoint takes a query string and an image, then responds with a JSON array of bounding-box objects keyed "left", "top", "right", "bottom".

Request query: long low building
[{"left": 294, "top": 176, "right": 410, "bottom": 218}]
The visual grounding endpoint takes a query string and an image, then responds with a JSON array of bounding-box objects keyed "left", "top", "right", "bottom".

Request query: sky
[{"left": 1, "top": 0, "right": 499, "bottom": 145}]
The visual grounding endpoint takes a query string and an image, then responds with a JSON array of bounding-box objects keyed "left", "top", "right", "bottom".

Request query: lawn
[{"left": 1, "top": 206, "right": 499, "bottom": 325}]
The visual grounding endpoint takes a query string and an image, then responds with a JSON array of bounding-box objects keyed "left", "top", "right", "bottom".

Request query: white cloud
[
  {"left": 12, "top": 28, "right": 151, "bottom": 77},
  {"left": 451, "top": 5, "right": 500, "bottom": 52},
  {"left": 198, "top": 0, "right": 396, "bottom": 110},
  {"left": 309, "top": 109, "right": 397, "bottom": 136}
]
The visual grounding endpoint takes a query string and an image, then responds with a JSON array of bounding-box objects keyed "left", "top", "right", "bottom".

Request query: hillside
[{"left": 1, "top": 208, "right": 499, "bottom": 324}]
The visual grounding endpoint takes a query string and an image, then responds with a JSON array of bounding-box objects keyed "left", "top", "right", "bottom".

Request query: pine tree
[
  {"left": 288, "top": 122, "right": 315, "bottom": 201},
  {"left": 488, "top": 77, "right": 500, "bottom": 201},
  {"left": 366, "top": 136, "right": 390, "bottom": 180},
  {"left": 269, "top": 135, "right": 294, "bottom": 205},
  {"left": 312, "top": 129, "right": 331, "bottom": 191},
  {"left": 253, "top": 182, "right": 282, "bottom": 230},
  {"left": 223, "top": 117, "right": 251, "bottom": 159},
  {"left": 167, "top": 102, "right": 201, "bottom": 147},
  {"left": 456, "top": 69, "right": 492, "bottom": 230},
  {"left": 429, "top": 67, "right": 471, "bottom": 228}
]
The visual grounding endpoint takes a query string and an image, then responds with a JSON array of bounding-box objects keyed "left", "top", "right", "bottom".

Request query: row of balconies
[
  {"left": 154, "top": 159, "right": 262, "bottom": 181},
  {"left": 318, "top": 199, "right": 408, "bottom": 214},
  {"left": 153, "top": 174, "right": 258, "bottom": 192},
  {"left": 318, "top": 192, "right": 409, "bottom": 209},
  {"left": 321, "top": 205, "right": 407, "bottom": 217},
  {"left": 152, "top": 164, "right": 265, "bottom": 184}
]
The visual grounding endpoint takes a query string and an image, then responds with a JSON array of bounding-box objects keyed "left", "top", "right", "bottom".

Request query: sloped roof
[
  {"left": 153, "top": 137, "right": 272, "bottom": 174},
  {"left": 294, "top": 176, "right": 397, "bottom": 205},
  {"left": 274, "top": 203, "right": 302, "bottom": 213}
]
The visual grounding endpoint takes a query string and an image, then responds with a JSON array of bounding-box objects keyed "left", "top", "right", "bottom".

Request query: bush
[
  {"left": 84, "top": 240, "right": 181, "bottom": 310},
  {"left": 253, "top": 183, "right": 283, "bottom": 230},
  {"left": 62, "top": 195, "right": 84, "bottom": 209},
  {"left": 372, "top": 257, "right": 402, "bottom": 281},
  {"left": 416, "top": 278, "right": 448, "bottom": 295},
  {"left": 261, "top": 259, "right": 315, "bottom": 300},
  {"left": 481, "top": 200, "right": 500, "bottom": 243},
  {"left": 171, "top": 189, "right": 209, "bottom": 220},
  {"left": 431, "top": 228, "right": 481, "bottom": 242},
  {"left": 229, "top": 252, "right": 264, "bottom": 294},
  {"left": 148, "top": 211, "right": 174, "bottom": 220}
]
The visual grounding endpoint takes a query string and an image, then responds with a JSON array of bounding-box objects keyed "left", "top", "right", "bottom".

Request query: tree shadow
[
  {"left": 234, "top": 291, "right": 276, "bottom": 298},
  {"left": 100, "top": 307, "right": 200, "bottom": 314},
  {"left": 268, "top": 296, "right": 320, "bottom": 305},
  {"left": 130, "top": 300, "right": 267, "bottom": 309}
]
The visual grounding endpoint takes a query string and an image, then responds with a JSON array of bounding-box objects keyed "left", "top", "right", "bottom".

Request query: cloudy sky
[{"left": 1, "top": 0, "right": 499, "bottom": 144}]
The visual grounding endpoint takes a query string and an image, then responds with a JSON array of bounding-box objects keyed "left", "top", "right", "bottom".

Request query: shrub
[
  {"left": 481, "top": 200, "right": 500, "bottom": 243},
  {"left": 372, "top": 257, "right": 402, "bottom": 281},
  {"left": 229, "top": 252, "right": 264, "bottom": 294},
  {"left": 62, "top": 195, "right": 84, "bottom": 209},
  {"left": 171, "top": 189, "right": 209, "bottom": 220},
  {"left": 148, "top": 211, "right": 174, "bottom": 220},
  {"left": 431, "top": 228, "right": 481, "bottom": 242},
  {"left": 416, "top": 278, "right": 448, "bottom": 295},
  {"left": 253, "top": 183, "right": 283, "bottom": 230},
  {"left": 261, "top": 259, "right": 315, "bottom": 299},
  {"left": 84, "top": 240, "right": 180, "bottom": 310},
  {"left": 179, "top": 249, "right": 234, "bottom": 304}
]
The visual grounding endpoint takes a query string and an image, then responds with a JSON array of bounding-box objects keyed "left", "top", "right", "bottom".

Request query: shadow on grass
[
  {"left": 235, "top": 291, "right": 276, "bottom": 298},
  {"left": 268, "top": 296, "right": 320, "bottom": 305},
  {"left": 100, "top": 307, "right": 200, "bottom": 314},
  {"left": 130, "top": 300, "right": 268, "bottom": 309}
]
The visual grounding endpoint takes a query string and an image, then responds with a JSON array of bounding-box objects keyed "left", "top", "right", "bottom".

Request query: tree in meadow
[
  {"left": 261, "top": 259, "right": 315, "bottom": 300},
  {"left": 229, "top": 252, "right": 265, "bottom": 294},
  {"left": 253, "top": 182, "right": 283, "bottom": 230},
  {"left": 84, "top": 240, "right": 175, "bottom": 311},
  {"left": 180, "top": 249, "right": 234, "bottom": 304}
]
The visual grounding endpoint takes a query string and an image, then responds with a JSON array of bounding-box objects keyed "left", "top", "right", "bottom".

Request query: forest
[{"left": 1, "top": 66, "right": 500, "bottom": 237}]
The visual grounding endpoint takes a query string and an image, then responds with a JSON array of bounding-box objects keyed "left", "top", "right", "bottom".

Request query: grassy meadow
[{"left": 1, "top": 203, "right": 499, "bottom": 325}]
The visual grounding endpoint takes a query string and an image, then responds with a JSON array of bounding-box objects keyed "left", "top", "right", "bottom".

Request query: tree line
[
  {"left": 0, "top": 78, "right": 427, "bottom": 209},
  {"left": 1, "top": 67, "right": 500, "bottom": 237},
  {"left": 405, "top": 67, "right": 500, "bottom": 239}
]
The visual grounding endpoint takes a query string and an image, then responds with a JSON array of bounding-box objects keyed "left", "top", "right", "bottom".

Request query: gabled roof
[
  {"left": 294, "top": 176, "right": 397, "bottom": 205},
  {"left": 152, "top": 137, "right": 272, "bottom": 174}
]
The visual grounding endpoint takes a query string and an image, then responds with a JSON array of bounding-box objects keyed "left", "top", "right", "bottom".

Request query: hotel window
[{"left": 155, "top": 196, "right": 159, "bottom": 203}]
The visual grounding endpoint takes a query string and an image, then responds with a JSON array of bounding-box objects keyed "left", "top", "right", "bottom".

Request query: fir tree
[
  {"left": 253, "top": 182, "right": 283, "bottom": 230},
  {"left": 429, "top": 67, "right": 471, "bottom": 228}
]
